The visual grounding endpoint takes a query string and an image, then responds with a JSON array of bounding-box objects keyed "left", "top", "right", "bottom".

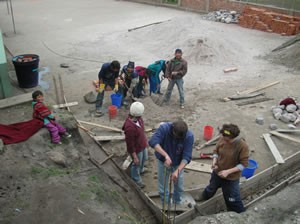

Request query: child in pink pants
[{"left": 32, "top": 90, "right": 71, "bottom": 144}]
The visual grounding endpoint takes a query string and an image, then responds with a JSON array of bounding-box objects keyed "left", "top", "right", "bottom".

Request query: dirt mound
[{"left": 267, "top": 41, "right": 300, "bottom": 71}]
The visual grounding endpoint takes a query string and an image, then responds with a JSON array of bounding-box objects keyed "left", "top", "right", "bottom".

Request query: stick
[
  {"left": 58, "top": 74, "right": 65, "bottom": 104},
  {"left": 93, "top": 135, "right": 125, "bottom": 141},
  {"left": 262, "top": 133, "right": 285, "bottom": 164},
  {"left": 228, "top": 92, "right": 265, "bottom": 100},
  {"left": 77, "top": 120, "right": 123, "bottom": 133},
  {"left": 100, "top": 154, "right": 114, "bottom": 165},
  {"left": 236, "top": 97, "right": 273, "bottom": 106},
  {"left": 196, "top": 135, "right": 220, "bottom": 151},
  {"left": 270, "top": 131, "right": 300, "bottom": 144},
  {"left": 53, "top": 76, "right": 59, "bottom": 104},
  {"left": 128, "top": 20, "right": 170, "bottom": 32},
  {"left": 52, "top": 102, "right": 78, "bottom": 109}
]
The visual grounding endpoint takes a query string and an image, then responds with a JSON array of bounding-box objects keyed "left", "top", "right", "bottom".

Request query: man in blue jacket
[
  {"left": 149, "top": 120, "right": 194, "bottom": 205},
  {"left": 95, "top": 60, "right": 124, "bottom": 117}
]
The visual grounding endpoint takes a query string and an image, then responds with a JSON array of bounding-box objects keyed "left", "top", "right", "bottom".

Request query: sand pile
[{"left": 267, "top": 41, "right": 300, "bottom": 71}]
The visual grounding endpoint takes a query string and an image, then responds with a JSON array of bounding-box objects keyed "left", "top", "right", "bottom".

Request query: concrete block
[{"left": 286, "top": 104, "right": 297, "bottom": 113}]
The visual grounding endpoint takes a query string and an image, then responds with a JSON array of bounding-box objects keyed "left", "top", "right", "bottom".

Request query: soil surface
[{"left": 0, "top": 0, "right": 299, "bottom": 223}]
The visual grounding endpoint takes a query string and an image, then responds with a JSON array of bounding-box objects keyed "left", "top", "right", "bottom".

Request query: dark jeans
[
  {"left": 95, "top": 82, "right": 124, "bottom": 110},
  {"left": 202, "top": 171, "right": 245, "bottom": 213},
  {"left": 133, "top": 76, "right": 145, "bottom": 98},
  {"left": 123, "top": 79, "right": 131, "bottom": 97}
]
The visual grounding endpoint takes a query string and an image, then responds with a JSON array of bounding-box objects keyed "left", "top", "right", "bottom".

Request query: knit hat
[
  {"left": 127, "top": 61, "right": 135, "bottom": 69},
  {"left": 130, "top": 102, "right": 144, "bottom": 117}
]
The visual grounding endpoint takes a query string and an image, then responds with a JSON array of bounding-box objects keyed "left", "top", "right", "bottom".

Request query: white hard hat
[{"left": 130, "top": 102, "right": 144, "bottom": 117}]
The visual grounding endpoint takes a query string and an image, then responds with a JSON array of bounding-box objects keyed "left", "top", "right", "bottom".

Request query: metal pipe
[{"left": 9, "top": 0, "right": 16, "bottom": 34}]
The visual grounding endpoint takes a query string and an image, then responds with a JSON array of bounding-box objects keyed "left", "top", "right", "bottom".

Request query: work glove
[
  {"left": 96, "top": 84, "right": 105, "bottom": 93},
  {"left": 113, "top": 84, "right": 119, "bottom": 92}
]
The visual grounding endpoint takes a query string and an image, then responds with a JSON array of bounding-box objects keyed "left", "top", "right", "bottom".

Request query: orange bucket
[
  {"left": 203, "top": 125, "right": 214, "bottom": 141},
  {"left": 108, "top": 105, "right": 118, "bottom": 119}
]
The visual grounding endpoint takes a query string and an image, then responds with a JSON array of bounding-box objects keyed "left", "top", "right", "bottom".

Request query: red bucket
[
  {"left": 108, "top": 105, "right": 118, "bottom": 119},
  {"left": 203, "top": 125, "right": 214, "bottom": 141}
]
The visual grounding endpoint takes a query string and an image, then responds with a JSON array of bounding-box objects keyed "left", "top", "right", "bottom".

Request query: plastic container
[
  {"left": 108, "top": 105, "right": 118, "bottom": 119},
  {"left": 242, "top": 159, "right": 258, "bottom": 179},
  {"left": 111, "top": 93, "right": 122, "bottom": 108},
  {"left": 12, "top": 54, "right": 39, "bottom": 88},
  {"left": 203, "top": 125, "right": 214, "bottom": 141}
]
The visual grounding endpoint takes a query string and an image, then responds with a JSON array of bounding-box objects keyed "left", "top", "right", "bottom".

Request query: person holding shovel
[
  {"left": 120, "top": 61, "right": 138, "bottom": 99},
  {"left": 163, "top": 49, "right": 187, "bottom": 109},
  {"left": 95, "top": 60, "right": 124, "bottom": 117},
  {"left": 147, "top": 60, "right": 167, "bottom": 95},
  {"left": 122, "top": 102, "right": 148, "bottom": 188},
  {"left": 149, "top": 120, "right": 194, "bottom": 205},
  {"left": 197, "top": 124, "right": 249, "bottom": 213}
]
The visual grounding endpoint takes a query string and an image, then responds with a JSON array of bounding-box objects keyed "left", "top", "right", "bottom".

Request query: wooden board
[
  {"left": 223, "top": 81, "right": 280, "bottom": 102},
  {"left": 270, "top": 131, "right": 300, "bottom": 144},
  {"left": 185, "top": 161, "right": 212, "bottom": 173},
  {"left": 277, "top": 129, "right": 300, "bottom": 133},
  {"left": 52, "top": 102, "right": 78, "bottom": 109},
  {"left": 262, "top": 133, "right": 285, "bottom": 164},
  {"left": 77, "top": 120, "right": 123, "bottom": 133},
  {"left": 93, "top": 135, "right": 125, "bottom": 141},
  {"left": 223, "top": 67, "right": 238, "bottom": 73},
  {"left": 0, "top": 92, "right": 32, "bottom": 109}
]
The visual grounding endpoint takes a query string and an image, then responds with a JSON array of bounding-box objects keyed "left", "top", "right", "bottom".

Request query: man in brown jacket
[
  {"left": 163, "top": 49, "right": 188, "bottom": 109},
  {"left": 198, "top": 124, "right": 249, "bottom": 213}
]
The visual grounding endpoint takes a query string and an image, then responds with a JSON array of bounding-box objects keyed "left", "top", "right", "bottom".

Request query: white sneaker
[{"left": 180, "top": 105, "right": 185, "bottom": 109}]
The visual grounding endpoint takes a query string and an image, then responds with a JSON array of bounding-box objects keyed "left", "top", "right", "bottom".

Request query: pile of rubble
[
  {"left": 271, "top": 97, "right": 300, "bottom": 125},
  {"left": 239, "top": 6, "right": 300, "bottom": 35},
  {"left": 203, "top": 10, "right": 240, "bottom": 24}
]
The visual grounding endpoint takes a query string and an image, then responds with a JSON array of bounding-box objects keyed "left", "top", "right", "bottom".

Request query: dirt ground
[{"left": 0, "top": 0, "right": 300, "bottom": 223}]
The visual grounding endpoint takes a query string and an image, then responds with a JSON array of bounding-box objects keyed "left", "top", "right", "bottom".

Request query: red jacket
[{"left": 122, "top": 117, "right": 148, "bottom": 154}]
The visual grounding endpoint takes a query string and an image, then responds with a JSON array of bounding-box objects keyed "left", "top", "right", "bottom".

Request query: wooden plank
[
  {"left": 262, "top": 133, "right": 285, "bottom": 164},
  {"left": 0, "top": 92, "right": 32, "bottom": 109},
  {"left": 270, "top": 131, "right": 300, "bottom": 144},
  {"left": 236, "top": 97, "right": 273, "bottom": 106},
  {"left": 185, "top": 161, "right": 212, "bottom": 174},
  {"left": 277, "top": 129, "right": 300, "bottom": 133},
  {"left": 93, "top": 135, "right": 125, "bottom": 141},
  {"left": 223, "top": 81, "right": 280, "bottom": 102},
  {"left": 52, "top": 102, "right": 78, "bottom": 109},
  {"left": 223, "top": 67, "right": 238, "bottom": 73},
  {"left": 77, "top": 120, "right": 123, "bottom": 133},
  {"left": 240, "top": 81, "right": 280, "bottom": 95},
  {"left": 99, "top": 154, "right": 114, "bottom": 165}
]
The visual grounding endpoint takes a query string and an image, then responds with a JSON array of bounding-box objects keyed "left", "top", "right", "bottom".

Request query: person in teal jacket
[{"left": 147, "top": 60, "right": 167, "bottom": 95}]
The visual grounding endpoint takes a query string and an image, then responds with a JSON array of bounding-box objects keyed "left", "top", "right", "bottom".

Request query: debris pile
[
  {"left": 271, "top": 97, "right": 300, "bottom": 125},
  {"left": 203, "top": 10, "right": 240, "bottom": 24},
  {"left": 239, "top": 6, "right": 300, "bottom": 35}
]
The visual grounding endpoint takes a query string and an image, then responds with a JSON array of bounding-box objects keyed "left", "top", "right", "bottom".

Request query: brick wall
[{"left": 239, "top": 6, "right": 300, "bottom": 35}]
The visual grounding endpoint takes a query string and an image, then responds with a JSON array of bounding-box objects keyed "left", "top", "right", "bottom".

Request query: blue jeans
[
  {"left": 131, "top": 149, "right": 147, "bottom": 184},
  {"left": 202, "top": 171, "right": 245, "bottom": 213},
  {"left": 163, "top": 78, "right": 184, "bottom": 105},
  {"left": 95, "top": 82, "right": 124, "bottom": 110},
  {"left": 157, "top": 160, "right": 184, "bottom": 204}
]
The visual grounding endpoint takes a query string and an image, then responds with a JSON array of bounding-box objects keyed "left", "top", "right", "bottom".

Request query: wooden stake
[
  {"left": 53, "top": 76, "right": 59, "bottom": 104},
  {"left": 196, "top": 135, "right": 220, "bottom": 151}
]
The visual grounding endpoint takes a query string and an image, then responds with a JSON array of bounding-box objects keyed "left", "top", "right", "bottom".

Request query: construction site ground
[{"left": 0, "top": 0, "right": 299, "bottom": 223}]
